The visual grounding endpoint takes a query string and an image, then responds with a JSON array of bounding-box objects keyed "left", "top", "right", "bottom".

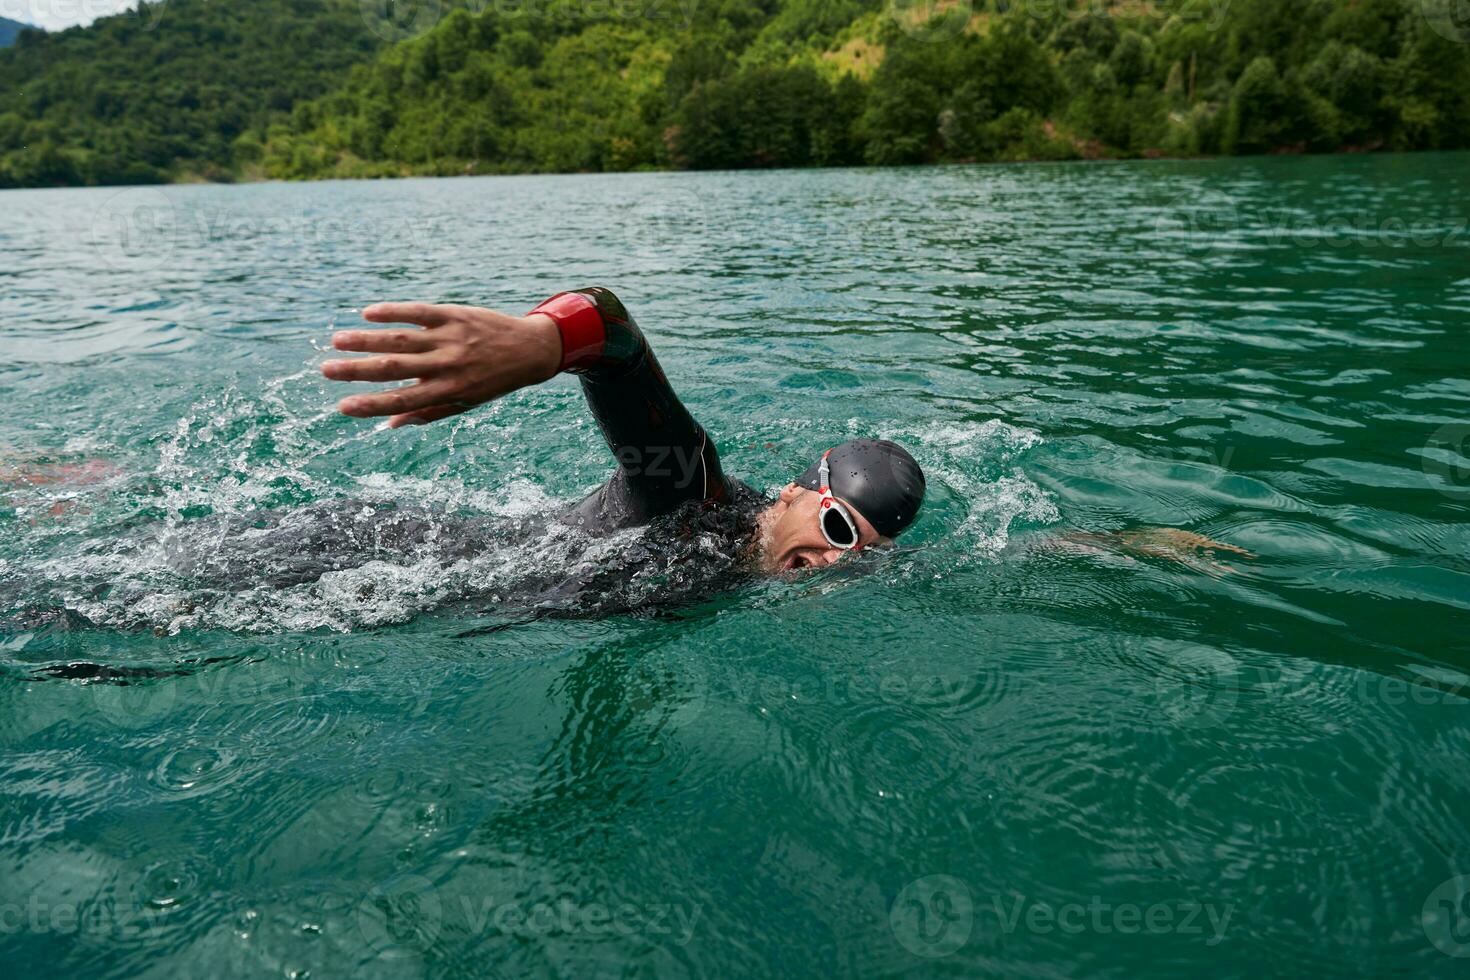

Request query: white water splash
[{"left": 881, "top": 418, "right": 1060, "bottom": 556}]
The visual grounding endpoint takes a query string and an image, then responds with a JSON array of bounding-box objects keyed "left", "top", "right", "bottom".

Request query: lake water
[{"left": 2, "top": 154, "right": 1469, "bottom": 976}]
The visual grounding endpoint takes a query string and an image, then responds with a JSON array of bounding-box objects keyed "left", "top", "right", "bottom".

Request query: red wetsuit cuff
[{"left": 528, "top": 291, "right": 605, "bottom": 373}]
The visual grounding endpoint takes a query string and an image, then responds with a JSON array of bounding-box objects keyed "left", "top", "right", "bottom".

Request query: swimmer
[{"left": 322, "top": 287, "right": 927, "bottom": 574}]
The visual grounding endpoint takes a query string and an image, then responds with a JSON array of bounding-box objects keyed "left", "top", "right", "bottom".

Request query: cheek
[{"left": 781, "top": 500, "right": 812, "bottom": 539}]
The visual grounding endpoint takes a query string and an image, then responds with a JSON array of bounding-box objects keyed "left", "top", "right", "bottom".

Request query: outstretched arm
[
  {"left": 324, "top": 288, "right": 729, "bottom": 521},
  {"left": 324, "top": 302, "right": 563, "bottom": 428}
]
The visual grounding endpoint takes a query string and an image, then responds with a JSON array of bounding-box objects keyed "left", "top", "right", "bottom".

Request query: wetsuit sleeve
[{"left": 528, "top": 287, "right": 731, "bottom": 527}]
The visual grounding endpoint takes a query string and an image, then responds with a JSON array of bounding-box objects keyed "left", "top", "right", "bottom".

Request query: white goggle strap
[{"left": 816, "top": 451, "right": 859, "bottom": 550}]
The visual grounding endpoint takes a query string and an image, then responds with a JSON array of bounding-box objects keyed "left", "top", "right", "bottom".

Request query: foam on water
[
  {"left": 880, "top": 418, "right": 1060, "bottom": 558},
  {"left": 4, "top": 362, "right": 1060, "bottom": 634}
]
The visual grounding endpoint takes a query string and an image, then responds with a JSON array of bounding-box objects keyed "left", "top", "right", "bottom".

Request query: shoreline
[{"left": 5, "top": 145, "right": 1464, "bottom": 193}]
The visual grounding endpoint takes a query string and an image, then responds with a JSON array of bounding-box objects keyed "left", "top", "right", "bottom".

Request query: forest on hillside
[{"left": 2, "top": 0, "right": 1468, "bottom": 187}]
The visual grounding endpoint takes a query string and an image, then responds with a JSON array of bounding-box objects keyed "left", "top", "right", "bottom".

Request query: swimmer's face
[{"left": 755, "top": 483, "right": 886, "bottom": 574}]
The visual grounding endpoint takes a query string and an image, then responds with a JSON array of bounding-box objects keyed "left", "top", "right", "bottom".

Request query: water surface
[{"left": 3, "top": 154, "right": 1470, "bottom": 976}]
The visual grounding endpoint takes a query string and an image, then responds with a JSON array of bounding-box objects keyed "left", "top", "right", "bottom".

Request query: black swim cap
[{"left": 796, "top": 439, "right": 925, "bottom": 539}]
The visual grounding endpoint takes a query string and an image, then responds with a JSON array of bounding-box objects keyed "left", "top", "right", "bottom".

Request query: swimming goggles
[{"left": 817, "top": 451, "right": 860, "bottom": 551}]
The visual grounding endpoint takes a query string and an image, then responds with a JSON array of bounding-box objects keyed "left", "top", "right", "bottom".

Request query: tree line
[{"left": 2, "top": 0, "right": 1467, "bottom": 187}]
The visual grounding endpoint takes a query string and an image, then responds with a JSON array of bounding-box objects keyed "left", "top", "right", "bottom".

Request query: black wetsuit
[
  {"left": 0, "top": 289, "right": 764, "bottom": 637},
  {"left": 539, "top": 287, "right": 744, "bottom": 532}
]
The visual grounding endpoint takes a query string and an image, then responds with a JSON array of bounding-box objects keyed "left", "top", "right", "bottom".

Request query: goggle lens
[{"left": 821, "top": 501, "right": 857, "bottom": 548}]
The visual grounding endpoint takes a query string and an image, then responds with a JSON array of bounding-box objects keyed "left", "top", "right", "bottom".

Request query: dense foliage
[
  {"left": 0, "top": 0, "right": 383, "bottom": 185},
  {"left": 3, "top": 0, "right": 1468, "bottom": 187}
]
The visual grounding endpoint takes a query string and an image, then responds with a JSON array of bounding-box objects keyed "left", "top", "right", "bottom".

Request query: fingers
[
  {"left": 387, "top": 404, "right": 469, "bottom": 428},
  {"left": 338, "top": 380, "right": 466, "bottom": 418},
  {"left": 362, "top": 303, "right": 456, "bottom": 328},
  {"left": 322, "top": 354, "right": 446, "bottom": 382},
  {"left": 332, "top": 329, "right": 435, "bottom": 354}
]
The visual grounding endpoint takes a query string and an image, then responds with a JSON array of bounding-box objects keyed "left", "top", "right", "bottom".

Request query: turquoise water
[{"left": 3, "top": 154, "right": 1469, "bottom": 976}]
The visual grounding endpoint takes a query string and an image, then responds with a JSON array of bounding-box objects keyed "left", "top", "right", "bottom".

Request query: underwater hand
[{"left": 324, "top": 303, "right": 562, "bottom": 428}]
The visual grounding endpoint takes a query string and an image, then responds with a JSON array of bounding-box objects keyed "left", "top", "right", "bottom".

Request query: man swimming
[
  {"left": 322, "top": 287, "right": 927, "bottom": 574},
  {"left": 1, "top": 288, "right": 1249, "bottom": 636}
]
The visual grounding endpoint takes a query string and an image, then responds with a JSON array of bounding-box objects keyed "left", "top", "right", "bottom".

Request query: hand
[{"left": 323, "top": 303, "right": 562, "bottom": 428}]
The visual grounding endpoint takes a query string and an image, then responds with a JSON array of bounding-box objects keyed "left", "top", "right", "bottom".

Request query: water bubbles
[
  {"left": 147, "top": 744, "right": 245, "bottom": 799},
  {"left": 138, "top": 859, "right": 200, "bottom": 911},
  {"left": 879, "top": 418, "right": 1059, "bottom": 561}
]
